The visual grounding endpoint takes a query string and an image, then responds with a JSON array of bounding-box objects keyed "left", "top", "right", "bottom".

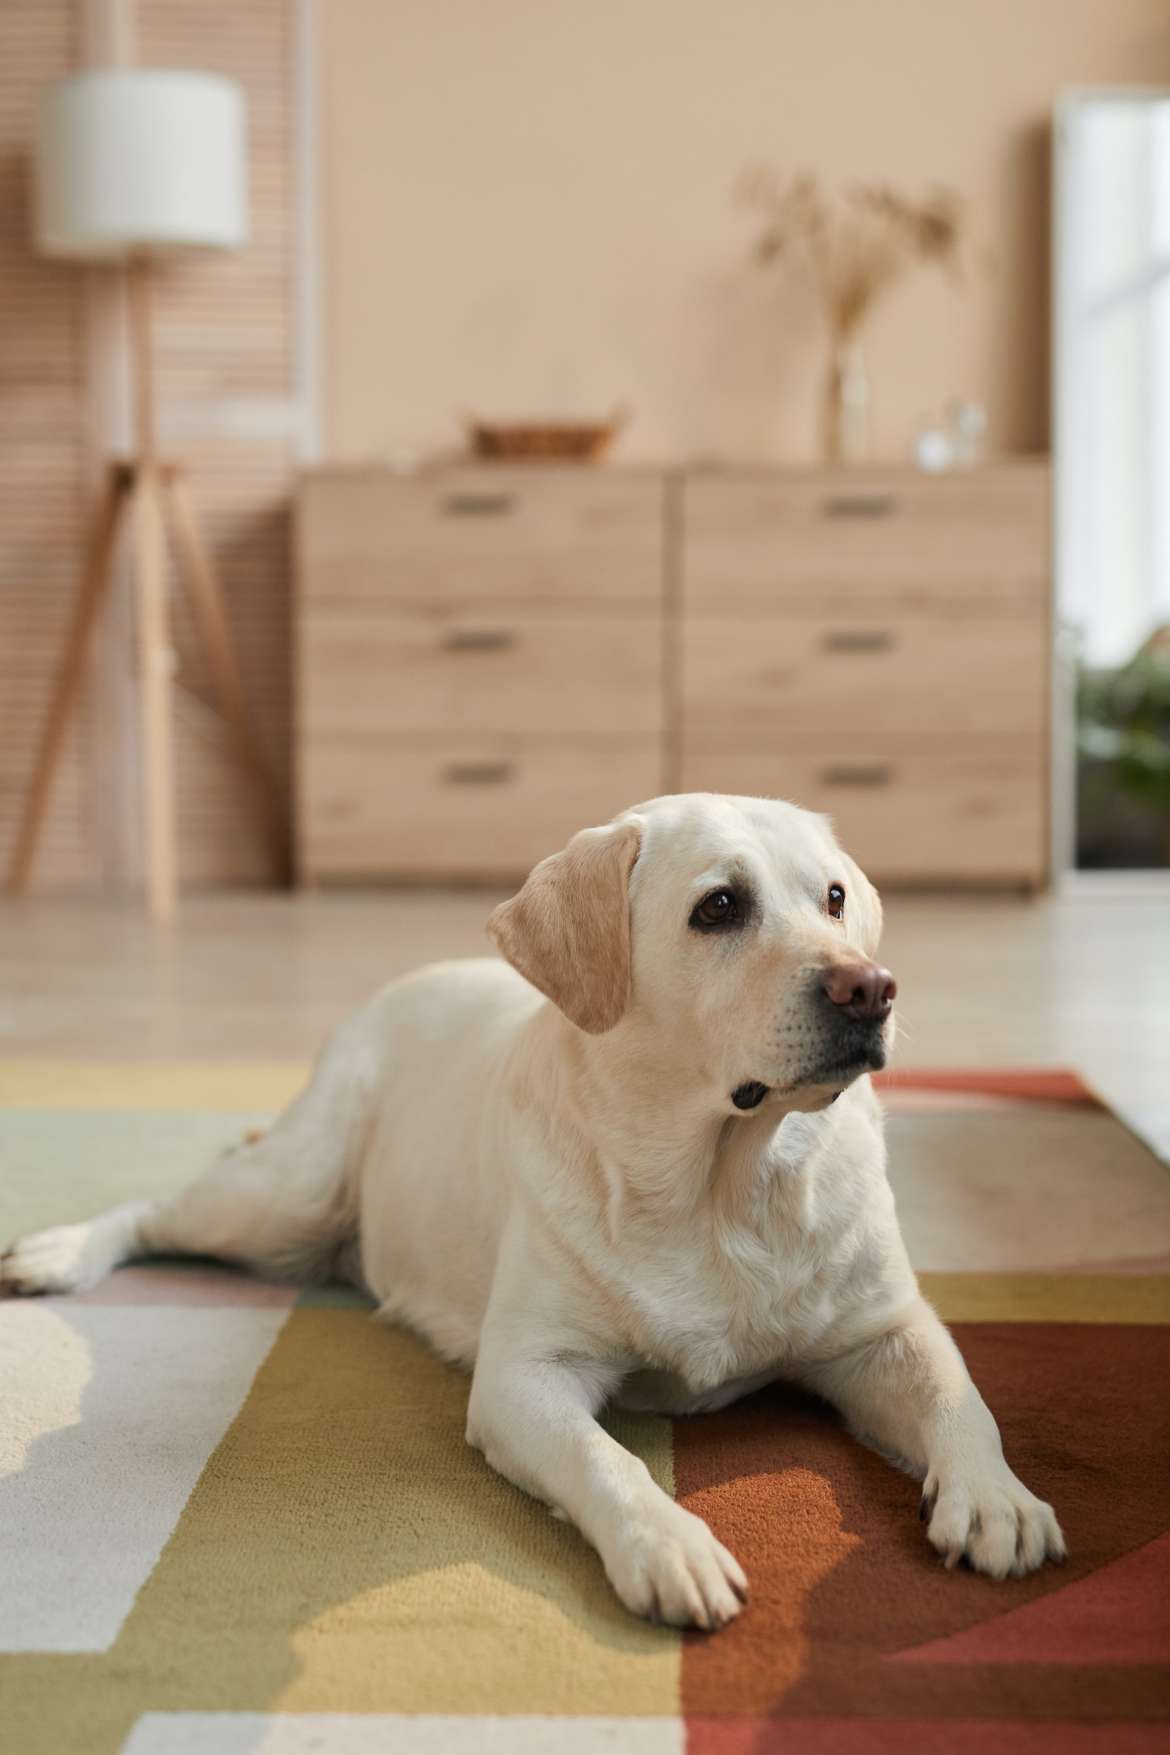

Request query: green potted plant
[{"left": 1077, "top": 627, "right": 1170, "bottom": 867}]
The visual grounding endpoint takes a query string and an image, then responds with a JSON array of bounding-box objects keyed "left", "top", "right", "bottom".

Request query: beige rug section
[{"left": 887, "top": 1104, "right": 1170, "bottom": 1272}]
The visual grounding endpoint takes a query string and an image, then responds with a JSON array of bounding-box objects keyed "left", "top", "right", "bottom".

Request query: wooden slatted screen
[
  {"left": 0, "top": 2, "right": 96, "bottom": 888},
  {"left": 0, "top": 0, "right": 299, "bottom": 891}
]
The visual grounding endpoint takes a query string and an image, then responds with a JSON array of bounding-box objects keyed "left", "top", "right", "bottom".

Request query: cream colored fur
[{"left": 1, "top": 793, "right": 1065, "bottom": 1628}]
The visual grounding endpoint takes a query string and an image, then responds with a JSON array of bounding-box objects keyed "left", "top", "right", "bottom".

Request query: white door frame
[{"left": 1051, "top": 86, "right": 1170, "bottom": 892}]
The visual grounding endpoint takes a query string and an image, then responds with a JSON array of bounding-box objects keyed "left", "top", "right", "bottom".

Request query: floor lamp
[{"left": 6, "top": 69, "right": 286, "bottom": 921}]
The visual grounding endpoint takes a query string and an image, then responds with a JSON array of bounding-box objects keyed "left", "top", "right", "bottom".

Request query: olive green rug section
[
  {"left": 0, "top": 1312, "right": 679, "bottom": 1755},
  {"left": 917, "top": 1272, "right": 1170, "bottom": 1324},
  {"left": 0, "top": 1060, "right": 305, "bottom": 1240},
  {"left": 0, "top": 1060, "right": 309, "bottom": 1112},
  {"left": 137, "top": 1270, "right": 1170, "bottom": 1324},
  {"left": 0, "top": 1110, "right": 270, "bottom": 1238}
]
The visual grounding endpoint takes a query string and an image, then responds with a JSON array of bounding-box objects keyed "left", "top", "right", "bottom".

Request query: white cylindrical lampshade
[{"left": 35, "top": 69, "right": 248, "bottom": 259}]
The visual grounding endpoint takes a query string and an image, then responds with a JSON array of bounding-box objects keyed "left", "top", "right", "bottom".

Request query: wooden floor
[{"left": 1, "top": 885, "right": 1168, "bottom": 1140}]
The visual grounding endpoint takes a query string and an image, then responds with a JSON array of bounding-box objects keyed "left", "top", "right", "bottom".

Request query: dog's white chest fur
[{"left": 577, "top": 1107, "right": 896, "bottom": 1408}]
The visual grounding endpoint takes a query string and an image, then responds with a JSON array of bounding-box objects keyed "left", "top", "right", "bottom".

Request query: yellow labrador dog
[{"left": 1, "top": 793, "right": 1065, "bottom": 1627}]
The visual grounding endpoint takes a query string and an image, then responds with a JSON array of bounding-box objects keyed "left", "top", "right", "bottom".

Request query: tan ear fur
[
  {"left": 843, "top": 853, "right": 883, "bottom": 957},
  {"left": 487, "top": 822, "right": 642, "bottom": 1033}
]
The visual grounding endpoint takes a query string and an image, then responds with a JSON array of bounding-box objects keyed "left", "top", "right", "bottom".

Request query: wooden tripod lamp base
[
  {"left": 18, "top": 70, "right": 284, "bottom": 919},
  {"left": 6, "top": 455, "right": 286, "bottom": 921}
]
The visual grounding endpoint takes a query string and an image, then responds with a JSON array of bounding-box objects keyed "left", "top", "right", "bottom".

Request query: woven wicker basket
[{"left": 463, "top": 405, "right": 630, "bottom": 462}]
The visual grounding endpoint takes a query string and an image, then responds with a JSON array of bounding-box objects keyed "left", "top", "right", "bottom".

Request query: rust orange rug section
[
  {"left": 0, "top": 1063, "right": 1167, "bottom": 1754},
  {"left": 678, "top": 1323, "right": 1170, "bottom": 1729}
]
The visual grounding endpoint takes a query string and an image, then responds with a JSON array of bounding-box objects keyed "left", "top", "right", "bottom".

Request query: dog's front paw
[
  {"left": 603, "top": 1500, "right": 748, "bottom": 1630},
  {"left": 0, "top": 1223, "right": 103, "bottom": 1296},
  {"left": 921, "top": 1464, "right": 1066, "bottom": 1578}
]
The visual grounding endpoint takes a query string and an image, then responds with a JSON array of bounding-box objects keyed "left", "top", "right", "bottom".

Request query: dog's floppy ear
[
  {"left": 842, "top": 852, "right": 883, "bottom": 957},
  {"left": 488, "top": 821, "right": 642, "bottom": 1034}
]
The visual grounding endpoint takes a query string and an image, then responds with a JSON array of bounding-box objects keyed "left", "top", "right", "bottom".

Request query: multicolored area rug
[{"left": 1, "top": 1062, "right": 1168, "bottom": 1755}]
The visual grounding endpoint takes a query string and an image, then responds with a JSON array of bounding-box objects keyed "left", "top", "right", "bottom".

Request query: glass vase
[{"left": 822, "top": 336, "right": 869, "bottom": 464}]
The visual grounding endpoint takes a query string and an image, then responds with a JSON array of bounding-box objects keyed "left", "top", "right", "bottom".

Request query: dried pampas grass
[
  {"left": 738, "top": 167, "right": 967, "bottom": 339},
  {"left": 737, "top": 168, "right": 969, "bottom": 459}
]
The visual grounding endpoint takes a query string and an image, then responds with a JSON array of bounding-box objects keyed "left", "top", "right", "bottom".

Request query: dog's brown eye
[
  {"left": 691, "top": 888, "right": 740, "bottom": 930},
  {"left": 827, "top": 883, "right": 846, "bottom": 920}
]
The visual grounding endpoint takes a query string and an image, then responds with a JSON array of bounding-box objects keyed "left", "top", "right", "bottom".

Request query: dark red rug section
[
  {"left": 674, "top": 1323, "right": 1170, "bottom": 1730},
  {"left": 871, "top": 1067, "right": 1100, "bottom": 1105},
  {"left": 687, "top": 1721, "right": 1168, "bottom": 1754}
]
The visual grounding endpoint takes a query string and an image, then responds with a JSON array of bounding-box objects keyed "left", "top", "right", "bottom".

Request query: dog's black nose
[{"left": 820, "top": 961, "right": 897, "bottom": 1023}]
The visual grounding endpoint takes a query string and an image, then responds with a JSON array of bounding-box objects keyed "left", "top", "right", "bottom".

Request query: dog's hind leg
[{"left": 0, "top": 1026, "right": 374, "bottom": 1296}]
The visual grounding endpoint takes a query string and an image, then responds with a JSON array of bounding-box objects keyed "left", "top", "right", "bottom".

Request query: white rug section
[
  {"left": 121, "top": 1718, "right": 685, "bottom": 1755},
  {"left": 0, "top": 1303, "right": 288, "bottom": 1653},
  {"left": 1116, "top": 1101, "right": 1170, "bottom": 1167}
]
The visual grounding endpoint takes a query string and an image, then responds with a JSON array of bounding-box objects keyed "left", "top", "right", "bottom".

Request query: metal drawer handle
[
  {"left": 820, "top": 763, "right": 895, "bottom": 788},
  {"left": 442, "top": 627, "right": 516, "bottom": 653},
  {"left": 442, "top": 760, "right": 516, "bottom": 786},
  {"left": 441, "top": 492, "right": 515, "bottom": 517},
  {"left": 822, "top": 628, "right": 896, "bottom": 654},
  {"left": 823, "top": 492, "right": 897, "bottom": 520}
]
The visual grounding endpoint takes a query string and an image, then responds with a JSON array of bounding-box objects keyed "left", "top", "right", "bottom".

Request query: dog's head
[{"left": 488, "top": 792, "right": 895, "bottom": 1116}]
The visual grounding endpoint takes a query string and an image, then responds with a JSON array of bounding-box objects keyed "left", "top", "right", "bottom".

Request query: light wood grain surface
[
  {"left": 298, "top": 468, "right": 664, "bottom": 607},
  {"left": 681, "top": 615, "right": 1048, "bottom": 740},
  {"left": 301, "top": 609, "right": 663, "bottom": 738},
  {"left": 300, "top": 736, "right": 661, "bottom": 881},
  {"left": 682, "top": 464, "right": 1049, "bottom": 613},
  {"left": 682, "top": 744, "right": 1047, "bottom": 886},
  {"left": 297, "top": 462, "right": 1051, "bottom": 888}
]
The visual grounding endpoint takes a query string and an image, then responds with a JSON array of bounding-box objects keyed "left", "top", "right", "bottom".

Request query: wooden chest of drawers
[
  {"left": 296, "top": 467, "right": 664, "bottom": 881},
  {"left": 680, "top": 463, "right": 1050, "bottom": 886},
  {"left": 296, "top": 461, "right": 1050, "bottom": 887}
]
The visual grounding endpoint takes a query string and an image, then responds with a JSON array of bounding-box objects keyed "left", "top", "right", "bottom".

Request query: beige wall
[{"left": 319, "top": 0, "right": 1170, "bottom": 466}]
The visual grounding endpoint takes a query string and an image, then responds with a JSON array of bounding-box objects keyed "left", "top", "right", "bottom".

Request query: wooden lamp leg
[
  {"left": 131, "top": 462, "right": 178, "bottom": 923},
  {"left": 126, "top": 255, "right": 179, "bottom": 922},
  {"left": 6, "top": 466, "right": 128, "bottom": 895},
  {"left": 164, "top": 467, "right": 288, "bottom": 879}
]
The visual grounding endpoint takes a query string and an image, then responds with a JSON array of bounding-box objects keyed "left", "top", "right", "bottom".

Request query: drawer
[
  {"left": 299, "top": 736, "right": 660, "bottom": 881},
  {"left": 682, "top": 614, "right": 1048, "bottom": 741},
  {"left": 300, "top": 608, "right": 661, "bottom": 737},
  {"left": 299, "top": 467, "right": 663, "bottom": 606},
  {"left": 681, "top": 743, "right": 1046, "bottom": 885},
  {"left": 683, "top": 465, "right": 1049, "bottom": 613}
]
